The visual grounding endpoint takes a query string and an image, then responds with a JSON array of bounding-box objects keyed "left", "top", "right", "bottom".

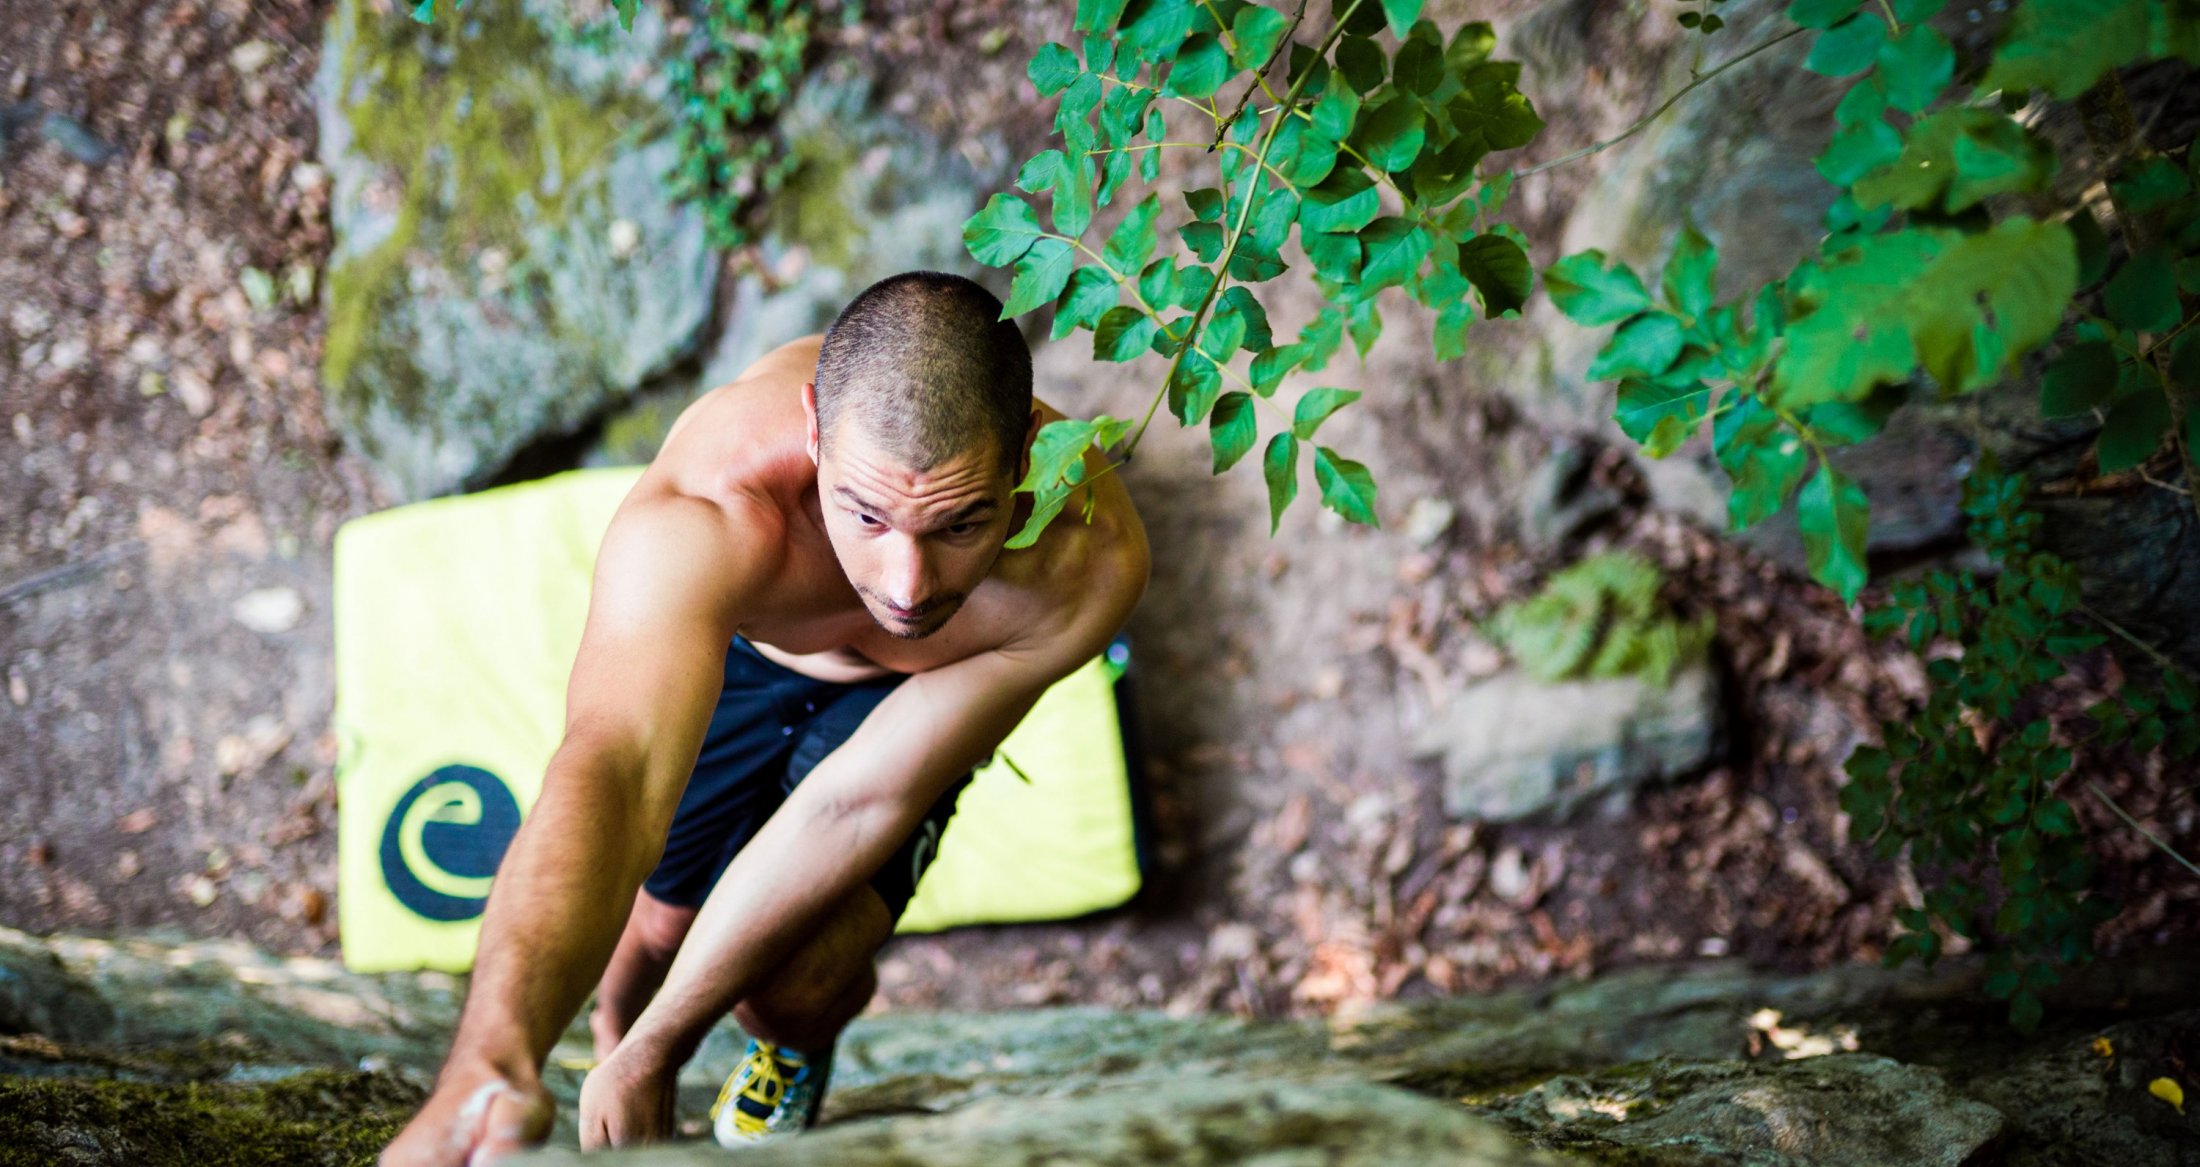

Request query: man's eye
[
  {"left": 854, "top": 512, "right": 884, "bottom": 528},
  {"left": 946, "top": 522, "right": 981, "bottom": 537}
]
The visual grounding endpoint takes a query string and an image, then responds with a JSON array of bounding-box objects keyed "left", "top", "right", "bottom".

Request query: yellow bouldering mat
[{"left": 334, "top": 467, "right": 1143, "bottom": 973}]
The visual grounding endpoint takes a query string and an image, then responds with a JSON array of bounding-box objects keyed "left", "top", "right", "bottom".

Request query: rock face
[
  {"left": 312, "top": 0, "right": 716, "bottom": 499},
  {"left": 1411, "top": 662, "right": 1722, "bottom": 821},
  {"left": 3, "top": 926, "right": 2196, "bottom": 1167}
]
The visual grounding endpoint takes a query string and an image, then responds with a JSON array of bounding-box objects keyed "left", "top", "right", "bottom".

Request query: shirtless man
[{"left": 378, "top": 271, "right": 1150, "bottom": 1164}]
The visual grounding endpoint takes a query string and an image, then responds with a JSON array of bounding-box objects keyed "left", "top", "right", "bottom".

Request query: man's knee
[
  {"left": 734, "top": 962, "right": 876, "bottom": 1046},
  {"left": 627, "top": 891, "right": 697, "bottom": 962}
]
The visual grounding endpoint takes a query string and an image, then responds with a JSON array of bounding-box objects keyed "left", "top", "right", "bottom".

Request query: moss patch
[{"left": 0, "top": 1070, "right": 422, "bottom": 1167}]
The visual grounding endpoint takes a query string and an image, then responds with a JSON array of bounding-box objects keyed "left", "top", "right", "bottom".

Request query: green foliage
[
  {"left": 667, "top": 0, "right": 855, "bottom": 251},
  {"left": 964, "top": 0, "right": 1546, "bottom": 546},
  {"left": 1843, "top": 464, "right": 2200, "bottom": 1030},
  {"left": 1488, "top": 552, "right": 1714, "bottom": 686}
]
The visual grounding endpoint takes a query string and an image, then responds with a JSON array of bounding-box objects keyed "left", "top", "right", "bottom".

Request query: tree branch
[{"left": 1517, "top": 25, "right": 1808, "bottom": 178}]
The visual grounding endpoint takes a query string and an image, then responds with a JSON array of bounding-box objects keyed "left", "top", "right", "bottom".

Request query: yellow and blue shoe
[{"left": 711, "top": 1038, "right": 832, "bottom": 1147}]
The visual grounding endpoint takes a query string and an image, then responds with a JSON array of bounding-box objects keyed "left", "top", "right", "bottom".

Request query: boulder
[
  {"left": 1411, "top": 662, "right": 1723, "bottom": 821},
  {"left": 313, "top": 0, "right": 716, "bottom": 499}
]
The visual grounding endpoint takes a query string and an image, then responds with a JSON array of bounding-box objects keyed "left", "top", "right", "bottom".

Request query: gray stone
[
  {"left": 1515, "top": 439, "right": 1624, "bottom": 553},
  {"left": 1411, "top": 662, "right": 1722, "bottom": 821},
  {"left": 1481, "top": 1055, "right": 2004, "bottom": 1167},
  {"left": 313, "top": 0, "right": 716, "bottom": 499},
  {"left": 523, "top": 1079, "right": 1570, "bottom": 1167},
  {"left": 584, "top": 59, "right": 1014, "bottom": 467}
]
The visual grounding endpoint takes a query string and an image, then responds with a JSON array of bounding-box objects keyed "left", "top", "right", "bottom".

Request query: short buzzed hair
[{"left": 813, "top": 271, "right": 1034, "bottom": 476}]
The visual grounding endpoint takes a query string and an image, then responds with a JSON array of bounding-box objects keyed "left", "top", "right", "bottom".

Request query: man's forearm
[{"left": 445, "top": 739, "right": 666, "bottom": 1079}]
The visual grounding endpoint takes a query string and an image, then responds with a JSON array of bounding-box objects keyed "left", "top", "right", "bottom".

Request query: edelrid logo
[{"left": 377, "top": 764, "right": 521, "bottom": 922}]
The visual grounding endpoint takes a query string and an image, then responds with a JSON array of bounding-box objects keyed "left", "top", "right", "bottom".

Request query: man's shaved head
[{"left": 812, "top": 271, "right": 1034, "bottom": 477}]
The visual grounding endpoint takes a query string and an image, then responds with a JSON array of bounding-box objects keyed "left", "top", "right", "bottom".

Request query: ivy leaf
[
  {"left": 1807, "top": 12, "right": 1888, "bottom": 77},
  {"left": 1263, "top": 432, "right": 1300, "bottom": 534},
  {"left": 1787, "top": 0, "right": 1866, "bottom": 28},
  {"left": 1103, "top": 193, "right": 1162, "bottom": 272},
  {"left": 1229, "top": 4, "right": 1288, "bottom": 70},
  {"left": 964, "top": 193, "right": 1046, "bottom": 266},
  {"left": 1380, "top": 0, "right": 1424, "bottom": 39},
  {"left": 1661, "top": 223, "right": 1718, "bottom": 319},
  {"left": 1715, "top": 395, "right": 1809, "bottom": 531},
  {"left": 2097, "top": 386, "right": 2170, "bottom": 473},
  {"left": 1030, "top": 42, "right": 1083, "bottom": 97},
  {"left": 1353, "top": 96, "right": 1427, "bottom": 173},
  {"left": 1458, "top": 233, "right": 1531, "bottom": 316},
  {"left": 1314, "top": 446, "right": 1380, "bottom": 526},
  {"left": 1615, "top": 376, "right": 1712, "bottom": 458},
  {"left": 1853, "top": 108, "right": 2052, "bottom": 213},
  {"left": 1587, "top": 314, "right": 1686, "bottom": 380},
  {"left": 1164, "top": 32, "right": 1229, "bottom": 98},
  {"left": 1052, "top": 265, "right": 1119, "bottom": 340},
  {"left": 2038, "top": 342, "right": 2118, "bottom": 418},
  {"left": 1169, "top": 350, "right": 1224, "bottom": 424},
  {"left": 2104, "top": 247, "right": 2181, "bottom": 333},
  {"left": 1544, "top": 250, "right": 1653, "bottom": 325},
  {"left": 1093, "top": 305, "right": 1157, "bottom": 361},
  {"left": 1799, "top": 461, "right": 1871, "bottom": 603},
  {"left": 1002, "top": 238, "right": 1076, "bottom": 318},
  {"left": 1300, "top": 168, "right": 1382, "bottom": 234},
  {"left": 1293, "top": 387, "right": 1361, "bottom": 439},
  {"left": 1359, "top": 217, "right": 1431, "bottom": 290},
  {"left": 1876, "top": 25, "right": 1954, "bottom": 113},
  {"left": 1210, "top": 391, "right": 1259, "bottom": 472}
]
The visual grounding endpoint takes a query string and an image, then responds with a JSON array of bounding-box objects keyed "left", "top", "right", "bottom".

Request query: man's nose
[{"left": 881, "top": 538, "right": 936, "bottom": 608}]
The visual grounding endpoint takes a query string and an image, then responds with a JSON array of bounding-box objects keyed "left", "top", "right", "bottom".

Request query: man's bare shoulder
[{"left": 589, "top": 485, "right": 787, "bottom": 636}]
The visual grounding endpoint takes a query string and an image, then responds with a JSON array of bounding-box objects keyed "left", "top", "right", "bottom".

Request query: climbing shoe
[{"left": 710, "top": 1037, "right": 832, "bottom": 1146}]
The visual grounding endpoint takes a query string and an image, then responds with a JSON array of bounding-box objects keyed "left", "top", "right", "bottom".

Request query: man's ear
[
  {"left": 802, "top": 382, "right": 821, "bottom": 466},
  {"left": 1016, "top": 407, "right": 1043, "bottom": 482}
]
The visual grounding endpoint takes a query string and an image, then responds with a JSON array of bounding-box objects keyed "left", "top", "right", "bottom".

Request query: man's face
[{"left": 806, "top": 389, "right": 1027, "bottom": 640}]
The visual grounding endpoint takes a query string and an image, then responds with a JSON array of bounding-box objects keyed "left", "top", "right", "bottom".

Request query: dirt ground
[{"left": 3, "top": 0, "right": 2196, "bottom": 1027}]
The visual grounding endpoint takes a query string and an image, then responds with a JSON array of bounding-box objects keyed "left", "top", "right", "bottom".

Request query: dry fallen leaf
[
  {"left": 2150, "top": 1077, "right": 2185, "bottom": 1115},
  {"left": 116, "top": 808, "right": 157, "bottom": 834}
]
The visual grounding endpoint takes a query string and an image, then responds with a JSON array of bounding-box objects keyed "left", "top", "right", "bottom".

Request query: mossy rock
[
  {"left": 0, "top": 1069, "right": 422, "bottom": 1167},
  {"left": 312, "top": 0, "right": 716, "bottom": 499}
]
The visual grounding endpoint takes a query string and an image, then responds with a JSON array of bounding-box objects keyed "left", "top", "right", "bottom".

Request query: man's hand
[
  {"left": 380, "top": 1061, "right": 555, "bottom": 1167},
  {"left": 578, "top": 1043, "right": 679, "bottom": 1149}
]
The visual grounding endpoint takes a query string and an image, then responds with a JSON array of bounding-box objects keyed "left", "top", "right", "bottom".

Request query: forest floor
[{"left": 3, "top": 0, "right": 2196, "bottom": 1025}]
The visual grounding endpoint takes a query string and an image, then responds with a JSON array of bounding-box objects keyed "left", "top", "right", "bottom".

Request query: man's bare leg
[{"left": 592, "top": 889, "right": 698, "bottom": 1062}]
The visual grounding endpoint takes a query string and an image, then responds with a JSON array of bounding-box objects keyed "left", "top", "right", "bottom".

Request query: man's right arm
[{"left": 381, "top": 493, "right": 763, "bottom": 1166}]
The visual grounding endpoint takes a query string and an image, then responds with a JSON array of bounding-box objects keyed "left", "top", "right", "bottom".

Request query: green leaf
[
  {"left": 1661, "top": 224, "right": 1717, "bottom": 319},
  {"left": 2104, "top": 247, "right": 2181, "bottom": 333},
  {"left": 1799, "top": 462, "right": 1871, "bottom": 602},
  {"left": 1002, "top": 238, "right": 1077, "bottom": 318},
  {"left": 1305, "top": 229, "right": 1363, "bottom": 282},
  {"left": 1902, "top": 218, "right": 2077, "bottom": 393},
  {"left": 1979, "top": 0, "right": 2156, "bottom": 101},
  {"left": 1445, "top": 74, "right": 1544, "bottom": 163},
  {"left": 1379, "top": 0, "right": 1423, "bottom": 38},
  {"left": 1164, "top": 32, "right": 1229, "bottom": 98},
  {"left": 1210, "top": 391, "right": 1259, "bottom": 472},
  {"left": 1353, "top": 96, "right": 1427, "bottom": 172},
  {"left": 1853, "top": 108, "right": 2052, "bottom": 214},
  {"left": 1263, "top": 432, "right": 1300, "bottom": 533},
  {"left": 2072, "top": 209, "right": 2111, "bottom": 287},
  {"left": 1393, "top": 21, "right": 1445, "bottom": 95},
  {"left": 1787, "top": 0, "right": 1865, "bottom": 29},
  {"left": 1200, "top": 302, "right": 1248, "bottom": 360},
  {"left": 1359, "top": 217, "right": 1431, "bottom": 290},
  {"left": 1185, "top": 187, "right": 1225, "bottom": 222},
  {"left": 1807, "top": 13, "right": 1888, "bottom": 76},
  {"left": 1169, "top": 350, "right": 1224, "bottom": 424},
  {"left": 1818, "top": 117, "right": 1904, "bottom": 186},
  {"left": 964, "top": 194, "right": 1046, "bottom": 266},
  {"left": 410, "top": 0, "right": 435, "bottom": 23},
  {"left": 1588, "top": 314, "right": 1686, "bottom": 380},
  {"left": 1876, "top": 25, "right": 1953, "bottom": 113},
  {"left": 1715, "top": 395, "right": 1808, "bottom": 531},
  {"left": 1118, "top": 0, "right": 1197, "bottom": 61},
  {"left": 1313, "top": 445, "right": 1380, "bottom": 527},
  {"left": 1336, "top": 35, "right": 1386, "bottom": 93},
  {"left": 2039, "top": 342, "right": 2119, "bottom": 418},
  {"left": 1458, "top": 233, "right": 1531, "bottom": 316},
  {"left": 1251, "top": 343, "right": 1300, "bottom": 395},
  {"left": 1075, "top": 0, "right": 1132, "bottom": 33},
  {"left": 1545, "top": 251, "right": 1653, "bottom": 325},
  {"left": 1313, "top": 70, "right": 1361, "bottom": 141},
  {"left": 1030, "top": 42, "right": 1083, "bottom": 96},
  {"left": 1615, "top": 376, "right": 1712, "bottom": 458},
  {"left": 1103, "top": 193, "right": 1162, "bottom": 272},
  {"left": 1007, "top": 416, "right": 1119, "bottom": 549},
  {"left": 1300, "top": 168, "right": 1381, "bottom": 234},
  {"left": 2097, "top": 386, "right": 2170, "bottom": 473},
  {"left": 1229, "top": 5, "right": 1288, "bottom": 70},
  {"left": 1292, "top": 387, "right": 1361, "bottom": 439},
  {"left": 1093, "top": 305, "right": 1157, "bottom": 361},
  {"left": 1445, "top": 21, "right": 1496, "bottom": 71},
  {"left": 1216, "top": 286, "right": 1274, "bottom": 350}
]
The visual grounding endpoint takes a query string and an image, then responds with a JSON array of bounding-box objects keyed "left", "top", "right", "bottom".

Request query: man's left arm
[{"left": 583, "top": 562, "right": 1142, "bottom": 1143}]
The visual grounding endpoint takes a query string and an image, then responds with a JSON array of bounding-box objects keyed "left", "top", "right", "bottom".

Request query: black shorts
[{"left": 641, "top": 636, "right": 971, "bottom": 920}]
